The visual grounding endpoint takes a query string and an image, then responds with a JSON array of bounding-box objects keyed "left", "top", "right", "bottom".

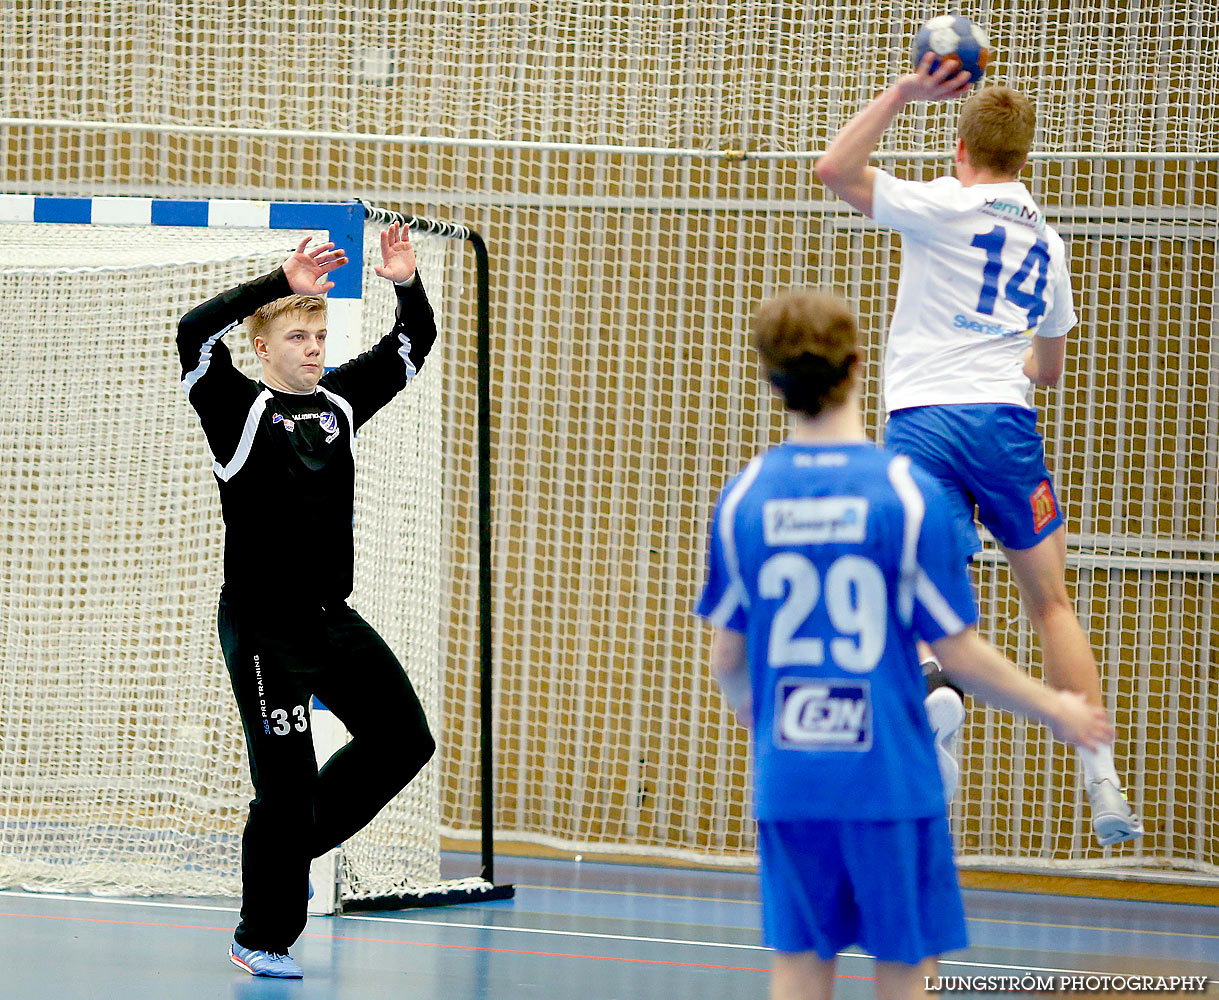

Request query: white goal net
[
  {"left": 0, "top": 1, "right": 1216, "bottom": 881},
  {"left": 0, "top": 216, "right": 463, "bottom": 899}
]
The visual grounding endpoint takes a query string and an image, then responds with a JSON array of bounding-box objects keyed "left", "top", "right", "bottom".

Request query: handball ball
[{"left": 912, "top": 15, "right": 991, "bottom": 83}]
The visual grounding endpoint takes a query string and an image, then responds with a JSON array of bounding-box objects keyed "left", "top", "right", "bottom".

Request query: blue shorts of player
[
  {"left": 759, "top": 816, "right": 967, "bottom": 965},
  {"left": 884, "top": 403, "right": 1063, "bottom": 558}
]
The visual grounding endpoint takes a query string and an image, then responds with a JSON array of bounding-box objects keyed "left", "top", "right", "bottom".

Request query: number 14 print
[{"left": 970, "top": 225, "right": 1049, "bottom": 326}]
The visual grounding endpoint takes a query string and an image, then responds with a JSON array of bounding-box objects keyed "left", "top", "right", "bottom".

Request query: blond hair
[
  {"left": 958, "top": 86, "right": 1035, "bottom": 177},
  {"left": 752, "top": 290, "right": 858, "bottom": 418},
  {"left": 245, "top": 294, "right": 327, "bottom": 349}
]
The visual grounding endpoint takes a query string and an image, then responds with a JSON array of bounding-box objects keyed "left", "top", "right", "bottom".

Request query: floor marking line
[
  {"left": 345, "top": 912, "right": 769, "bottom": 951},
  {"left": 0, "top": 911, "right": 232, "bottom": 932},
  {"left": 0, "top": 909, "right": 769, "bottom": 974},
  {"left": 0, "top": 889, "right": 239, "bottom": 914},
  {"left": 967, "top": 915, "right": 1219, "bottom": 942},
  {"left": 304, "top": 929, "right": 771, "bottom": 973},
  {"left": 517, "top": 883, "right": 760, "bottom": 906}
]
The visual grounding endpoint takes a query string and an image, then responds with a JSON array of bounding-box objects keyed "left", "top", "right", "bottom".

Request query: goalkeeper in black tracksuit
[{"left": 176, "top": 224, "right": 437, "bottom": 979}]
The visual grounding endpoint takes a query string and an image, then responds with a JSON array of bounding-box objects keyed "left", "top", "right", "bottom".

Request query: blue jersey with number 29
[{"left": 696, "top": 441, "right": 979, "bottom": 821}]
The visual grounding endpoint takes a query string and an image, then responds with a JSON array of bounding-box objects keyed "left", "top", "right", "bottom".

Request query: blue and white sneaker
[
  {"left": 1087, "top": 778, "right": 1145, "bottom": 847},
  {"left": 229, "top": 941, "right": 303, "bottom": 979}
]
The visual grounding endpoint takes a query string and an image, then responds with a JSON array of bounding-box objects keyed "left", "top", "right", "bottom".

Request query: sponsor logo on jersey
[
  {"left": 953, "top": 314, "right": 1026, "bottom": 338},
  {"left": 1030, "top": 480, "right": 1057, "bottom": 532},
  {"left": 270, "top": 412, "right": 296, "bottom": 432},
  {"left": 319, "top": 411, "right": 338, "bottom": 435},
  {"left": 775, "top": 679, "right": 872, "bottom": 751},
  {"left": 980, "top": 197, "right": 1044, "bottom": 231},
  {"left": 763, "top": 497, "right": 867, "bottom": 546}
]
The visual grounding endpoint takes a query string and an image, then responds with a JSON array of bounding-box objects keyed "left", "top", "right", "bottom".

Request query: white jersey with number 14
[{"left": 871, "top": 170, "right": 1078, "bottom": 413}]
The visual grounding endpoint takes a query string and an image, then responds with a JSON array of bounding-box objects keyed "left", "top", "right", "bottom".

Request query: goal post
[{"left": 0, "top": 196, "right": 511, "bottom": 910}]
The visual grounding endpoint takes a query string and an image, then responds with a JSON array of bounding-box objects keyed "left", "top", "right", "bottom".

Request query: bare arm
[
  {"left": 1023, "top": 334, "right": 1066, "bottom": 387},
  {"left": 931, "top": 628, "right": 1113, "bottom": 748},
  {"left": 814, "top": 56, "right": 973, "bottom": 217},
  {"left": 710, "top": 628, "right": 751, "bottom": 726}
]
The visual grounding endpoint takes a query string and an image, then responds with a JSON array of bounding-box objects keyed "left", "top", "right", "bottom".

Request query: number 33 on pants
[{"left": 265, "top": 704, "right": 309, "bottom": 736}]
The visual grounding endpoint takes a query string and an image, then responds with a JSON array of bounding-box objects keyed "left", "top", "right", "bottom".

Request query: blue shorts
[
  {"left": 884, "top": 404, "right": 1063, "bottom": 558},
  {"left": 758, "top": 816, "right": 967, "bottom": 965}
]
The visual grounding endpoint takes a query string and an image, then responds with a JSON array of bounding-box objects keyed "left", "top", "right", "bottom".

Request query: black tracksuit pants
[{"left": 218, "top": 592, "right": 435, "bottom": 953}]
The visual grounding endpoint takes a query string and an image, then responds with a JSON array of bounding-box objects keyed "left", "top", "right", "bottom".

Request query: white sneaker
[
  {"left": 1087, "top": 778, "right": 1144, "bottom": 847},
  {"left": 925, "top": 686, "right": 966, "bottom": 804}
]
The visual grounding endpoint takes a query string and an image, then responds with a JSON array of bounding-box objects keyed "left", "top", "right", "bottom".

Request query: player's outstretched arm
[
  {"left": 932, "top": 628, "right": 1113, "bottom": 749},
  {"left": 814, "top": 54, "right": 973, "bottom": 217},
  {"left": 319, "top": 222, "right": 434, "bottom": 430}
]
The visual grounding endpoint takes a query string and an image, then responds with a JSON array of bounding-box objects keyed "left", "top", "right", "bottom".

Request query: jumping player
[
  {"left": 813, "top": 56, "right": 1142, "bottom": 845},
  {"left": 696, "top": 288, "right": 1113, "bottom": 1000},
  {"left": 177, "top": 223, "right": 438, "bottom": 978}
]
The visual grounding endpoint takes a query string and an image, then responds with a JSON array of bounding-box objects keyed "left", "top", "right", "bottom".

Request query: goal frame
[{"left": 0, "top": 195, "right": 511, "bottom": 912}]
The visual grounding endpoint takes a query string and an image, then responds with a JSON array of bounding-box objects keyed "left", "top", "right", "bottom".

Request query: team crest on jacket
[{"left": 319, "top": 411, "right": 338, "bottom": 435}]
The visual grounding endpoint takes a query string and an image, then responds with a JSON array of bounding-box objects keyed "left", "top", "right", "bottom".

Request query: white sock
[{"left": 1077, "top": 741, "right": 1120, "bottom": 786}]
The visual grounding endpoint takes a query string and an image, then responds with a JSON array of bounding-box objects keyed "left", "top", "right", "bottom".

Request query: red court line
[{"left": 0, "top": 909, "right": 874, "bottom": 981}]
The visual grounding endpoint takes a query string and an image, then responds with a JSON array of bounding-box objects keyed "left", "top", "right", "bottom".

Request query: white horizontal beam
[{"left": 3, "top": 116, "right": 1219, "bottom": 163}]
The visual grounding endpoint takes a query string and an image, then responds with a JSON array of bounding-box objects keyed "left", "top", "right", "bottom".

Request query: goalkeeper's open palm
[
  {"left": 282, "top": 237, "right": 349, "bottom": 294},
  {"left": 373, "top": 222, "right": 416, "bottom": 283},
  {"left": 1048, "top": 691, "right": 1114, "bottom": 750}
]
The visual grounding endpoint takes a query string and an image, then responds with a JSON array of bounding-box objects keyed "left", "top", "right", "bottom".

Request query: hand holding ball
[{"left": 912, "top": 15, "right": 990, "bottom": 84}]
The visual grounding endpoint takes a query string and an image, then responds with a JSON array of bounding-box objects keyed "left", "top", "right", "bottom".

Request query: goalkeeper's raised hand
[
  {"left": 282, "top": 237, "right": 349, "bottom": 295},
  {"left": 373, "top": 222, "right": 417, "bottom": 284}
]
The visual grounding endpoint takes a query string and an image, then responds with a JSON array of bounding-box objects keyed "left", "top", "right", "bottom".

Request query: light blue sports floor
[{"left": 0, "top": 854, "right": 1215, "bottom": 999}]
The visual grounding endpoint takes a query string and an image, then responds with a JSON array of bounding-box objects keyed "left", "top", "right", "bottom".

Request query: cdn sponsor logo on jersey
[{"left": 776, "top": 679, "right": 873, "bottom": 752}]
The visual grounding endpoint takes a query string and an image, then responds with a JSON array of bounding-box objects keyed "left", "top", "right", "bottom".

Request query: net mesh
[
  {"left": 0, "top": 1, "right": 1216, "bottom": 880},
  {"left": 0, "top": 220, "right": 456, "bottom": 896}
]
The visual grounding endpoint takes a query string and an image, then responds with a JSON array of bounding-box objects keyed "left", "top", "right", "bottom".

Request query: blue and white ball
[{"left": 912, "top": 14, "right": 991, "bottom": 84}]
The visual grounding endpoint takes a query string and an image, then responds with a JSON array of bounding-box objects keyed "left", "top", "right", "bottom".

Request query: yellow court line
[
  {"left": 515, "top": 885, "right": 1219, "bottom": 941},
  {"left": 966, "top": 915, "right": 1219, "bottom": 942}
]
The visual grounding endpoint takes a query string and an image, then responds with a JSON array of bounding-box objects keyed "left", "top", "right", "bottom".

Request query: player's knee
[
  {"left": 248, "top": 787, "right": 314, "bottom": 834},
  {"left": 1026, "top": 584, "right": 1075, "bottom": 624}
]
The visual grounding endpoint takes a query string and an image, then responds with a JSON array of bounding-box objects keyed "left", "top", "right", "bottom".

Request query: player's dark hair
[
  {"left": 959, "top": 86, "right": 1035, "bottom": 176},
  {"left": 246, "top": 294, "right": 328, "bottom": 348},
  {"left": 752, "top": 290, "right": 859, "bottom": 418}
]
